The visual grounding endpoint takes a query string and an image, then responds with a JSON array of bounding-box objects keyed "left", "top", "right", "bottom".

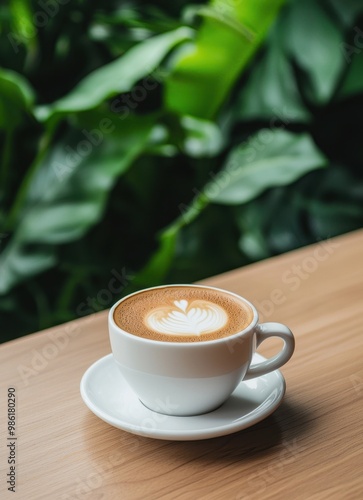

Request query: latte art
[
  {"left": 113, "top": 285, "right": 254, "bottom": 343},
  {"left": 145, "top": 299, "right": 228, "bottom": 336}
]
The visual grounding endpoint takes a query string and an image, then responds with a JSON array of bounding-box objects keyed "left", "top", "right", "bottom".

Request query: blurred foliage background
[{"left": 1, "top": 0, "right": 363, "bottom": 342}]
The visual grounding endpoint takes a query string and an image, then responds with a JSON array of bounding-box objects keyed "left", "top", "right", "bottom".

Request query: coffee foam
[
  {"left": 145, "top": 299, "right": 228, "bottom": 336},
  {"left": 113, "top": 286, "right": 254, "bottom": 343}
]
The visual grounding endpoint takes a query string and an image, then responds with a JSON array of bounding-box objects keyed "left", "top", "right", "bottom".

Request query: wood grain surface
[{"left": 1, "top": 230, "right": 363, "bottom": 499}]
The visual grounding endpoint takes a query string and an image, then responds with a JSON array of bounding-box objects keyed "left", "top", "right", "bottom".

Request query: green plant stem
[
  {"left": 132, "top": 193, "right": 210, "bottom": 288},
  {"left": 5, "top": 121, "right": 57, "bottom": 231},
  {"left": 26, "top": 280, "right": 51, "bottom": 331},
  {"left": 56, "top": 271, "right": 85, "bottom": 318}
]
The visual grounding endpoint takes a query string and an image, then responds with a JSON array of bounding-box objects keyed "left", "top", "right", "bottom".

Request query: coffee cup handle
[{"left": 244, "top": 322, "right": 295, "bottom": 380}]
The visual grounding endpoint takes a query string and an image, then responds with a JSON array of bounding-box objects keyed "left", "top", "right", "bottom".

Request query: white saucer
[{"left": 80, "top": 354, "right": 286, "bottom": 441}]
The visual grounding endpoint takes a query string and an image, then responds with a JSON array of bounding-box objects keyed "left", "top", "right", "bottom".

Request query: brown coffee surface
[{"left": 113, "top": 286, "right": 254, "bottom": 342}]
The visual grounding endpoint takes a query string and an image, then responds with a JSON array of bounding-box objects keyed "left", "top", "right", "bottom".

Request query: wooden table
[{"left": 1, "top": 230, "right": 363, "bottom": 499}]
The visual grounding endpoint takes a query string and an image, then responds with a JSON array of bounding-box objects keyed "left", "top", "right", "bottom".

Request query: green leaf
[
  {"left": 327, "top": 0, "right": 363, "bottom": 27},
  {"left": 283, "top": 0, "right": 345, "bottom": 104},
  {"left": 180, "top": 115, "right": 224, "bottom": 157},
  {"left": 236, "top": 164, "right": 363, "bottom": 261},
  {"left": 236, "top": 181, "right": 310, "bottom": 260},
  {"left": 308, "top": 199, "right": 363, "bottom": 237},
  {"left": 205, "top": 130, "right": 327, "bottom": 204},
  {"left": 135, "top": 130, "right": 328, "bottom": 279},
  {"left": 36, "top": 27, "right": 193, "bottom": 122},
  {"left": 19, "top": 203, "right": 106, "bottom": 244},
  {"left": 0, "top": 113, "right": 155, "bottom": 294},
  {"left": 337, "top": 52, "right": 363, "bottom": 99},
  {"left": 165, "top": 0, "right": 286, "bottom": 119},
  {"left": 236, "top": 203, "right": 271, "bottom": 260},
  {"left": 168, "top": 204, "right": 246, "bottom": 282},
  {"left": 9, "top": 0, "right": 37, "bottom": 52},
  {"left": 0, "top": 243, "right": 57, "bottom": 296},
  {"left": 0, "top": 68, "right": 35, "bottom": 128},
  {"left": 236, "top": 27, "right": 310, "bottom": 123},
  {"left": 302, "top": 167, "right": 363, "bottom": 238}
]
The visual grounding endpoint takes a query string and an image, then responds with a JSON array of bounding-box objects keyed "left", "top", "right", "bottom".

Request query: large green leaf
[
  {"left": 240, "top": 160, "right": 363, "bottom": 257},
  {"left": 236, "top": 26, "right": 310, "bottom": 123},
  {"left": 35, "top": 27, "right": 193, "bottom": 122},
  {"left": 133, "top": 129, "right": 327, "bottom": 285},
  {"left": 283, "top": 0, "right": 345, "bottom": 104},
  {"left": 205, "top": 130, "right": 327, "bottom": 204},
  {"left": 236, "top": 164, "right": 363, "bottom": 261},
  {"left": 0, "top": 113, "right": 155, "bottom": 294},
  {"left": 165, "top": 0, "right": 286, "bottom": 119},
  {"left": 236, "top": 187, "right": 308, "bottom": 260}
]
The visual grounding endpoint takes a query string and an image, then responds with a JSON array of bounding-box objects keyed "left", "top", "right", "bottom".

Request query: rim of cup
[{"left": 108, "top": 284, "right": 259, "bottom": 346}]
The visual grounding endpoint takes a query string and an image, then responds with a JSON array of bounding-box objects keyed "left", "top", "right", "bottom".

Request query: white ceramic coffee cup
[{"left": 108, "top": 285, "right": 295, "bottom": 416}]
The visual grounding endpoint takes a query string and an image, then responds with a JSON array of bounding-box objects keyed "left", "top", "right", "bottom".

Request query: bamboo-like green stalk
[{"left": 165, "top": 0, "right": 286, "bottom": 119}]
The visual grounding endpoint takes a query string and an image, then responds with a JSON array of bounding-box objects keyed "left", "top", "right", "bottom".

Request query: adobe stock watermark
[
  {"left": 236, "top": 438, "right": 307, "bottom": 499},
  {"left": 225, "top": 236, "right": 340, "bottom": 355},
  {"left": 134, "top": 397, "right": 179, "bottom": 434},
  {"left": 179, "top": 107, "right": 294, "bottom": 224},
  {"left": 8, "top": 0, "right": 71, "bottom": 54},
  {"left": 255, "top": 237, "right": 340, "bottom": 323},
  {"left": 340, "top": 26, "right": 363, "bottom": 63},
  {"left": 60, "top": 397, "right": 177, "bottom": 499},
  {"left": 110, "top": 67, "right": 164, "bottom": 120},
  {"left": 53, "top": 67, "right": 164, "bottom": 182},
  {"left": 60, "top": 434, "right": 142, "bottom": 499},
  {"left": 76, "top": 267, "right": 133, "bottom": 317},
  {"left": 53, "top": 117, "right": 115, "bottom": 181},
  {"left": 17, "top": 321, "right": 80, "bottom": 387},
  {"left": 349, "top": 373, "right": 363, "bottom": 398},
  {"left": 17, "top": 267, "right": 133, "bottom": 386}
]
